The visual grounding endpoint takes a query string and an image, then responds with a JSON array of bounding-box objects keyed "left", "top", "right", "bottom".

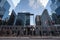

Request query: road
[{"left": 0, "top": 36, "right": 60, "bottom": 40}]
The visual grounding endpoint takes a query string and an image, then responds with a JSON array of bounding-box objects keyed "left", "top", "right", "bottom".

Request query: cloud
[
  {"left": 39, "top": 0, "right": 49, "bottom": 7},
  {"left": 29, "top": 0, "right": 49, "bottom": 10},
  {"left": 12, "top": 0, "right": 20, "bottom": 7},
  {"left": 7, "top": 0, "right": 20, "bottom": 15},
  {"left": 29, "top": 0, "right": 42, "bottom": 10}
]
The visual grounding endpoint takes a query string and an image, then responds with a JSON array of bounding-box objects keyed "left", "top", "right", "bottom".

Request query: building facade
[
  {"left": 7, "top": 10, "right": 16, "bottom": 25},
  {"left": 52, "top": 13, "right": 60, "bottom": 24},
  {"left": 35, "top": 15, "right": 41, "bottom": 25},
  {"left": 0, "top": 0, "right": 10, "bottom": 18},
  {"left": 51, "top": 0, "right": 60, "bottom": 15},
  {"left": 15, "top": 12, "right": 32, "bottom": 26},
  {"left": 0, "top": 0, "right": 10, "bottom": 25},
  {"left": 2, "top": 10, "right": 16, "bottom": 25},
  {"left": 51, "top": 0, "right": 60, "bottom": 24},
  {"left": 41, "top": 9, "right": 51, "bottom": 27}
]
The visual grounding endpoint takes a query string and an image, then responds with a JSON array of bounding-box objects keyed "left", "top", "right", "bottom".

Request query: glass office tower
[
  {"left": 51, "top": 0, "right": 60, "bottom": 15},
  {"left": 51, "top": 0, "right": 60, "bottom": 24},
  {"left": 0, "top": 0, "right": 10, "bottom": 19},
  {"left": 0, "top": 0, "right": 10, "bottom": 25},
  {"left": 15, "top": 12, "right": 30, "bottom": 26}
]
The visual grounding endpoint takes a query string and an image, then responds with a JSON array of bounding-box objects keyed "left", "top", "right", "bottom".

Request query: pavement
[{"left": 0, "top": 36, "right": 60, "bottom": 40}]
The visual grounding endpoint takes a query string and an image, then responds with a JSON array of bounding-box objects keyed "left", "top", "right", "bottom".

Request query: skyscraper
[
  {"left": 41, "top": 9, "right": 51, "bottom": 27},
  {"left": 35, "top": 15, "right": 41, "bottom": 25},
  {"left": 0, "top": 0, "right": 10, "bottom": 19},
  {"left": 15, "top": 12, "right": 34, "bottom": 26},
  {"left": 51, "top": 0, "right": 60, "bottom": 24},
  {"left": 51, "top": 0, "right": 60, "bottom": 15},
  {"left": 7, "top": 10, "right": 16, "bottom": 25},
  {"left": 15, "top": 12, "right": 30, "bottom": 26},
  {"left": 0, "top": 0, "right": 10, "bottom": 25}
]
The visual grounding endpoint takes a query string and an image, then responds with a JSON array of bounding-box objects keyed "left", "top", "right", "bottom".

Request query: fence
[{"left": 0, "top": 25, "right": 60, "bottom": 36}]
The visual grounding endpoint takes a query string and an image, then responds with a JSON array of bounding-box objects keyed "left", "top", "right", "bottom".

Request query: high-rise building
[
  {"left": 15, "top": 12, "right": 30, "bottom": 26},
  {"left": 35, "top": 15, "right": 41, "bottom": 25},
  {"left": 7, "top": 10, "right": 16, "bottom": 25},
  {"left": 15, "top": 12, "right": 33, "bottom": 26},
  {"left": 52, "top": 13, "right": 60, "bottom": 24},
  {"left": 41, "top": 9, "right": 51, "bottom": 27},
  {"left": 0, "top": 0, "right": 10, "bottom": 19},
  {"left": 0, "top": 0, "right": 10, "bottom": 25},
  {"left": 0, "top": 7, "right": 6, "bottom": 18},
  {"left": 0, "top": 0, "right": 6, "bottom": 18},
  {"left": 35, "top": 15, "right": 41, "bottom": 35},
  {"left": 51, "top": 0, "right": 60, "bottom": 24},
  {"left": 2, "top": 10, "right": 16, "bottom": 25},
  {"left": 50, "top": 0, "right": 60, "bottom": 15},
  {"left": 0, "top": 0, "right": 6, "bottom": 7}
]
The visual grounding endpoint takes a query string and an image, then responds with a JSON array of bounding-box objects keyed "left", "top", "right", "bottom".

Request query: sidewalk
[{"left": 0, "top": 36, "right": 60, "bottom": 39}]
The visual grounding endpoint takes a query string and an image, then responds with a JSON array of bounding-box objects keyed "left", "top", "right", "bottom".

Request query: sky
[
  {"left": 3, "top": 0, "right": 51, "bottom": 25},
  {"left": 12, "top": 0, "right": 48, "bottom": 8},
  {"left": 13, "top": 0, "right": 51, "bottom": 25},
  {"left": 8, "top": 0, "right": 20, "bottom": 15},
  {"left": 8, "top": 0, "right": 50, "bottom": 15}
]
